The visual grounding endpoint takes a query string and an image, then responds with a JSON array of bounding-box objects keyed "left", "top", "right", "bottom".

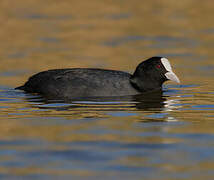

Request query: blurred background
[
  {"left": 0, "top": 0, "right": 214, "bottom": 179},
  {"left": 1, "top": 0, "right": 214, "bottom": 87}
]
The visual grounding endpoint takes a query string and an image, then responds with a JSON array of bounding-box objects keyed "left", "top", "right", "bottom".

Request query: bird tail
[{"left": 15, "top": 85, "right": 25, "bottom": 90}]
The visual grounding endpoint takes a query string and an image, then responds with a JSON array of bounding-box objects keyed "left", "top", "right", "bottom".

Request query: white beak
[
  {"left": 165, "top": 71, "right": 180, "bottom": 83},
  {"left": 161, "top": 57, "right": 180, "bottom": 84}
]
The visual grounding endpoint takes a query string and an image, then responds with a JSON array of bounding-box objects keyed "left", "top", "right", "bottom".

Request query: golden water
[{"left": 0, "top": 0, "right": 214, "bottom": 179}]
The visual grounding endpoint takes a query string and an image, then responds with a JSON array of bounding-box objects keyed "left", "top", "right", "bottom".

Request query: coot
[{"left": 15, "top": 57, "right": 180, "bottom": 99}]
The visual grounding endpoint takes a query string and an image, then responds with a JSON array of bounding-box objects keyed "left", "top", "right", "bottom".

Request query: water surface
[{"left": 0, "top": 0, "right": 214, "bottom": 179}]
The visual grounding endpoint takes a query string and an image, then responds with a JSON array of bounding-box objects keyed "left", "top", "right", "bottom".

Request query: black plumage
[{"left": 15, "top": 57, "right": 180, "bottom": 99}]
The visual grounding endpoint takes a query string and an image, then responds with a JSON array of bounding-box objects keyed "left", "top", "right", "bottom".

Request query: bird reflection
[{"left": 23, "top": 90, "right": 171, "bottom": 111}]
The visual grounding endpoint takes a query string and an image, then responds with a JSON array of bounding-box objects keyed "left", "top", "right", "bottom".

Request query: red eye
[{"left": 156, "top": 64, "right": 161, "bottom": 69}]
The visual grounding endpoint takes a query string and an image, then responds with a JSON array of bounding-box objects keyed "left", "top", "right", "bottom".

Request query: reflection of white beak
[{"left": 165, "top": 71, "right": 180, "bottom": 83}]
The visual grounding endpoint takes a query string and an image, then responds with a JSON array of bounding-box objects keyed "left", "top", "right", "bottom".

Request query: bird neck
[{"left": 130, "top": 75, "right": 163, "bottom": 92}]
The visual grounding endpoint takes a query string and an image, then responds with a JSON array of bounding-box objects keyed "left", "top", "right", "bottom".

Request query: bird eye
[{"left": 156, "top": 64, "right": 161, "bottom": 69}]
